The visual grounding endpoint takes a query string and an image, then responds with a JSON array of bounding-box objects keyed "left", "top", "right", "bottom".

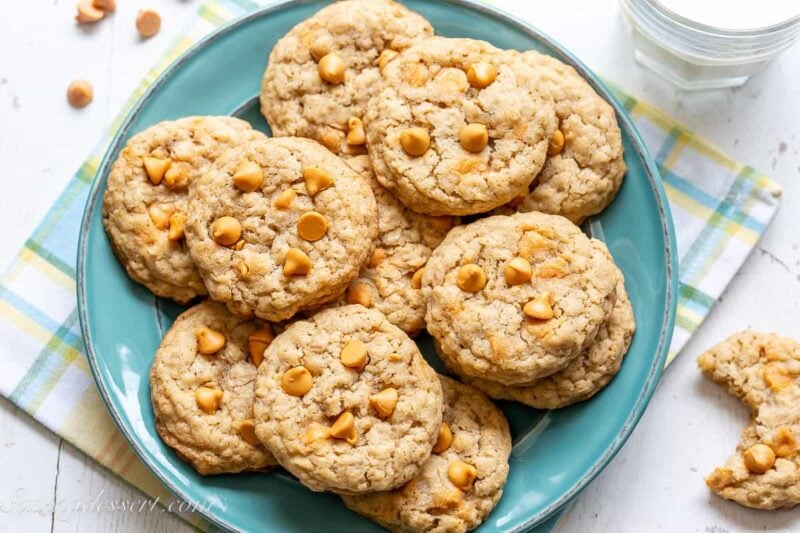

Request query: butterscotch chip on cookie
[
  {"left": 698, "top": 332, "right": 800, "bottom": 509},
  {"left": 260, "top": 0, "right": 433, "bottom": 154},
  {"left": 342, "top": 376, "right": 511, "bottom": 532},
  {"left": 253, "top": 305, "right": 443, "bottom": 494},
  {"left": 102, "top": 117, "right": 262, "bottom": 303},
  {"left": 449, "top": 273, "right": 635, "bottom": 409},
  {"left": 423, "top": 212, "right": 618, "bottom": 385},
  {"left": 502, "top": 51, "right": 626, "bottom": 224},
  {"left": 325, "top": 155, "right": 457, "bottom": 334},
  {"left": 364, "top": 37, "right": 557, "bottom": 216},
  {"left": 150, "top": 301, "right": 277, "bottom": 475},
  {"left": 185, "top": 137, "right": 378, "bottom": 321}
]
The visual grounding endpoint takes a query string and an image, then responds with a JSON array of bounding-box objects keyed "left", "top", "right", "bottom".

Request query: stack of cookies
[{"left": 101, "top": 1, "right": 635, "bottom": 530}]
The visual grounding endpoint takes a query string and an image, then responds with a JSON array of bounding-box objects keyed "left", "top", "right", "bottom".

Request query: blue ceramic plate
[{"left": 77, "top": 1, "right": 677, "bottom": 531}]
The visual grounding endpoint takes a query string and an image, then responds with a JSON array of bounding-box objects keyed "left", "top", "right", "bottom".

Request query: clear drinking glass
[{"left": 620, "top": 0, "right": 800, "bottom": 90}]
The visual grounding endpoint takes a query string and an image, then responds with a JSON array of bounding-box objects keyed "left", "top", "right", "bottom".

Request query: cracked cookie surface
[
  {"left": 185, "top": 136, "right": 378, "bottom": 322},
  {"left": 342, "top": 375, "right": 511, "bottom": 533},
  {"left": 253, "top": 305, "right": 443, "bottom": 494},
  {"left": 364, "top": 37, "right": 557, "bottom": 216},
  {"left": 260, "top": 0, "right": 433, "bottom": 154},
  {"left": 699, "top": 331, "right": 800, "bottom": 509},
  {"left": 323, "top": 155, "right": 457, "bottom": 334},
  {"left": 502, "top": 51, "right": 626, "bottom": 224},
  {"left": 423, "top": 212, "right": 618, "bottom": 385},
  {"left": 150, "top": 301, "right": 277, "bottom": 475},
  {"left": 451, "top": 273, "right": 634, "bottom": 409},
  {"left": 102, "top": 116, "right": 261, "bottom": 303}
]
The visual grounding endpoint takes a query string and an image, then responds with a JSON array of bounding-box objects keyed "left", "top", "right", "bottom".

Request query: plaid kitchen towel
[{"left": 0, "top": 0, "right": 782, "bottom": 530}]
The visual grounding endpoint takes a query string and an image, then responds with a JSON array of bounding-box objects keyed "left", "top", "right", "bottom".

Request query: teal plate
[{"left": 77, "top": 1, "right": 677, "bottom": 531}]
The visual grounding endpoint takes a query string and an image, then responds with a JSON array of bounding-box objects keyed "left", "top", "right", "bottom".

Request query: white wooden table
[{"left": 1, "top": 0, "right": 799, "bottom": 531}]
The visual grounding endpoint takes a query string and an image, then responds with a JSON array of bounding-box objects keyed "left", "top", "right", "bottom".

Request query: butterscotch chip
[
  {"left": 466, "top": 62, "right": 497, "bottom": 89},
  {"left": 281, "top": 366, "right": 313, "bottom": 396},
  {"left": 399, "top": 127, "right": 430, "bottom": 156},
  {"left": 92, "top": 0, "right": 116, "bottom": 11},
  {"left": 248, "top": 326, "right": 274, "bottom": 367},
  {"left": 150, "top": 301, "right": 276, "bottom": 474},
  {"left": 143, "top": 157, "right": 171, "bottom": 184},
  {"left": 411, "top": 267, "right": 425, "bottom": 290},
  {"left": 283, "top": 248, "right": 311, "bottom": 277},
  {"left": 343, "top": 377, "right": 512, "bottom": 531},
  {"left": 195, "top": 386, "right": 223, "bottom": 414},
  {"left": 744, "top": 444, "right": 776, "bottom": 474},
  {"left": 253, "top": 305, "right": 442, "bottom": 494},
  {"left": 167, "top": 212, "right": 186, "bottom": 242},
  {"left": 302, "top": 167, "right": 333, "bottom": 196},
  {"left": 764, "top": 362, "right": 792, "bottom": 391},
  {"left": 367, "top": 248, "right": 386, "bottom": 268},
  {"left": 75, "top": 0, "right": 104, "bottom": 23},
  {"left": 273, "top": 188, "right": 296, "bottom": 209},
  {"left": 505, "top": 257, "right": 532, "bottom": 285},
  {"left": 768, "top": 427, "right": 797, "bottom": 458},
  {"left": 66, "top": 79, "right": 94, "bottom": 108},
  {"left": 259, "top": 0, "right": 433, "bottom": 154},
  {"left": 238, "top": 419, "right": 260, "bottom": 446},
  {"left": 162, "top": 165, "right": 188, "bottom": 189},
  {"left": 459, "top": 123, "right": 488, "bottom": 153},
  {"left": 185, "top": 137, "right": 377, "bottom": 321},
  {"left": 346, "top": 117, "right": 366, "bottom": 146},
  {"left": 340, "top": 339, "right": 368, "bottom": 370},
  {"left": 447, "top": 461, "right": 477, "bottom": 492},
  {"left": 523, "top": 293, "right": 554, "bottom": 320},
  {"left": 297, "top": 211, "right": 328, "bottom": 241},
  {"left": 346, "top": 283, "right": 372, "bottom": 307},
  {"left": 318, "top": 53, "right": 346, "bottom": 84},
  {"left": 330, "top": 411, "right": 357, "bottom": 444},
  {"left": 432, "top": 422, "right": 452, "bottom": 454},
  {"left": 136, "top": 9, "right": 161, "bottom": 38},
  {"left": 196, "top": 326, "right": 226, "bottom": 354},
  {"left": 212, "top": 216, "right": 242, "bottom": 246},
  {"left": 456, "top": 264, "right": 486, "bottom": 292},
  {"left": 102, "top": 116, "right": 261, "bottom": 304},
  {"left": 547, "top": 129, "right": 565, "bottom": 156},
  {"left": 148, "top": 204, "right": 173, "bottom": 230},
  {"left": 424, "top": 213, "right": 618, "bottom": 385},
  {"left": 369, "top": 388, "right": 398, "bottom": 418},
  {"left": 232, "top": 160, "right": 264, "bottom": 192},
  {"left": 379, "top": 49, "right": 399, "bottom": 71}
]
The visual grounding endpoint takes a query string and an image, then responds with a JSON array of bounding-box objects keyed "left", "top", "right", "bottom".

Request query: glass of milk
[{"left": 620, "top": 0, "right": 800, "bottom": 89}]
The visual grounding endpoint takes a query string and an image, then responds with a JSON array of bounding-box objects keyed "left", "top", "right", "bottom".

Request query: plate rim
[{"left": 76, "top": 0, "right": 678, "bottom": 531}]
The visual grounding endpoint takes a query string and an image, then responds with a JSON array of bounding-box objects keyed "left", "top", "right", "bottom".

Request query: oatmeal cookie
[
  {"left": 699, "top": 332, "right": 800, "bottom": 509},
  {"left": 102, "top": 116, "right": 262, "bottom": 303},
  {"left": 253, "top": 305, "right": 443, "bottom": 494},
  {"left": 364, "top": 37, "right": 557, "bottom": 216},
  {"left": 342, "top": 376, "right": 511, "bottom": 532},
  {"left": 451, "top": 274, "right": 634, "bottom": 409},
  {"left": 260, "top": 0, "right": 433, "bottom": 154},
  {"left": 326, "top": 155, "right": 457, "bottom": 333},
  {"left": 423, "top": 212, "right": 618, "bottom": 385},
  {"left": 150, "top": 301, "right": 277, "bottom": 475},
  {"left": 185, "top": 136, "right": 378, "bottom": 321},
  {"left": 505, "top": 51, "right": 626, "bottom": 224}
]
